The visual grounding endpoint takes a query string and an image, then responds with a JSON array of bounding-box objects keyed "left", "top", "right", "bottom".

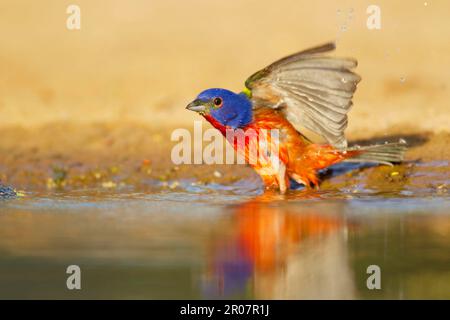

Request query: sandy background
[{"left": 0, "top": 0, "right": 448, "bottom": 131}]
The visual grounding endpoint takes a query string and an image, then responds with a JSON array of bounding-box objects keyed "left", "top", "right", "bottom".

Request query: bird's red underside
[{"left": 204, "top": 109, "right": 359, "bottom": 190}]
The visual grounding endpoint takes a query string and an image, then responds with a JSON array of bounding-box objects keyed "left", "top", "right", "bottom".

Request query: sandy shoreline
[
  {"left": 0, "top": 122, "right": 447, "bottom": 192},
  {"left": 0, "top": 1, "right": 448, "bottom": 191}
]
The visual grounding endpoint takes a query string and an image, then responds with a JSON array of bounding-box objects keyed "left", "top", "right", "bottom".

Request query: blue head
[{"left": 186, "top": 88, "right": 253, "bottom": 129}]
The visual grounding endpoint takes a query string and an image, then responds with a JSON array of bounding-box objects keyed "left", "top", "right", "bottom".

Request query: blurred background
[
  {"left": 0, "top": 0, "right": 449, "bottom": 300},
  {"left": 0, "top": 0, "right": 449, "bottom": 136}
]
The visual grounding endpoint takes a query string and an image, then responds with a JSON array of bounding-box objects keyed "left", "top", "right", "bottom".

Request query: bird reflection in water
[{"left": 201, "top": 192, "right": 357, "bottom": 299}]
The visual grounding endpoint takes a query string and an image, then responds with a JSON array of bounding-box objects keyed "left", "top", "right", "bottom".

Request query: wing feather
[{"left": 246, "top": 42, "right": 361, "bottom": 149}]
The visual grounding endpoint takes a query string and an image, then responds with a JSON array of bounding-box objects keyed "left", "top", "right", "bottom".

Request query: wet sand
[{"left": 0, "top": 123, "right": 448, "bottom": 192}]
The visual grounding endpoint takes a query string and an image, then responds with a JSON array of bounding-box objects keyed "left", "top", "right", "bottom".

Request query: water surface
[{"left": 0, "top": 163, "right": 449, "bottom": 299}]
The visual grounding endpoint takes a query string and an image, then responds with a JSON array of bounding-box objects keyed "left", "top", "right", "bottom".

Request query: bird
[{"left": 186, "top": 42, "right": 407, "bottom": 193}]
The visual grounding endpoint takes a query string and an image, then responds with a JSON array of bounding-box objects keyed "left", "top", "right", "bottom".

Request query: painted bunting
[{"left": 186, "top": 43, "right": 407, "bottom": 193}]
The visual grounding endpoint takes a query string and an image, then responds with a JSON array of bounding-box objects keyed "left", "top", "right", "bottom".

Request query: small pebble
[
  {"left": 102, "top": 181, "right": 117, "bottom": 189},
  {"left": 169, "top": 181, "right": 179, "bottom": 189},
  {"left": 0, "top": 185, "right": 17, "bottom": 199},
  {"left": 110, "top": 166, "right": 119, "bottom": 174}
]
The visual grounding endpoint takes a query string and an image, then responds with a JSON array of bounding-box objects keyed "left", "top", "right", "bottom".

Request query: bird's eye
[{"left": 213, "top": 97, "right": 223, "bottom": 107}]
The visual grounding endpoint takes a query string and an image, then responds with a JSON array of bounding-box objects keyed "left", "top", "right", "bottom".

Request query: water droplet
[
  {"left": 337, "top": 9, "right": 341, "bottom": 15},
  {"left": 341, "top": 78, "right": 348, "bottom": 83},
  {"left": 400, "top": 76, "right": 406, "bottom": 83}
]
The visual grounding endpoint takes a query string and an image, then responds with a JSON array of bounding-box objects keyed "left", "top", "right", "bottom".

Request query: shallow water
[{"left": 0, "top": 162, "right": 449, "bottom": 299}]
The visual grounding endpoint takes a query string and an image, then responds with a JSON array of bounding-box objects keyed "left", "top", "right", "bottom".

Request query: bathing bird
[{"left": 186, "top": 43, "right": 407, "bottom": 193}]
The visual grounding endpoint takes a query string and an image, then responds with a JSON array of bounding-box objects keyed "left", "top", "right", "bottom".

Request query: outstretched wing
[{"left": 245, "top": 42, "right": 361, "bottom": 149}]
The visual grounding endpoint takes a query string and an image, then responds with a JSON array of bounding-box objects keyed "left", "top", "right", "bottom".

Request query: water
[{"left": 1, "top": 169, "right": 449, "bottom": 300}]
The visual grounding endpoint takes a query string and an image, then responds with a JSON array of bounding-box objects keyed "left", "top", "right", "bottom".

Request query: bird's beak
[{"left": 186, "top": 99, "right": 207, "bottom": 113}]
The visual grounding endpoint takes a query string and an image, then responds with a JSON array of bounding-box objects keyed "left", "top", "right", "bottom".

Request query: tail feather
[{"left": 344, "top": 140, "right": 408, "bottom": 166}]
